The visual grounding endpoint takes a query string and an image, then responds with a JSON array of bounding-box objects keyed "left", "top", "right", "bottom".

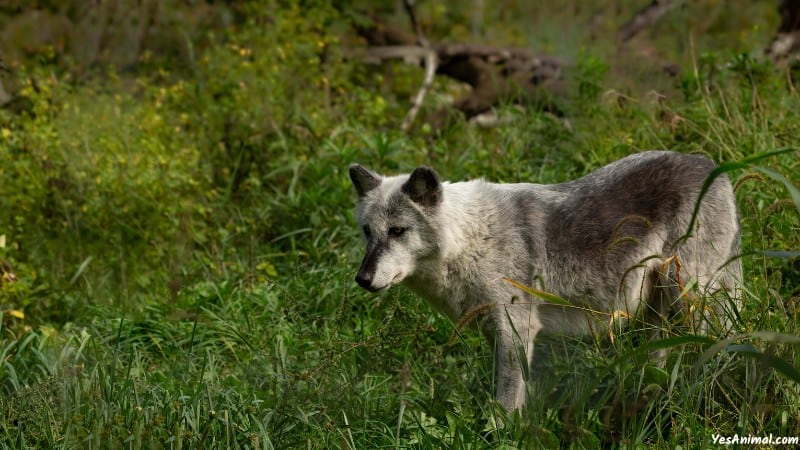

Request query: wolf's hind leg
[
  {"left": 643, "top": 263, "right": 684, "bottom": 363},
  {"left": 695, "top": 266, "right": 742, "bottom": 336}
]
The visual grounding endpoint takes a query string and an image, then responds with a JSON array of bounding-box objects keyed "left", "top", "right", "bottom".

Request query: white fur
[{"left": 350, "top": 151, "right": 741, "bottom": 412}]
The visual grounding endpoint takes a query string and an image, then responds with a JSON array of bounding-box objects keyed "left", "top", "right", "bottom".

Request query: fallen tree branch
[
  {"left": 766, "top": 32, "right": 800, "bottom": 62},
  {"left": 400, "top": 0, "right": 437, "bottom": 131},
  {"left": 766, "top": 0, "right": 800, "bottom": 62},
  {"left": 357, "top": 45, "right": 429, "bottom": 61},
  {"left": 618, "top": 0, "right": 687, "bottom": 42},
  {"left": 401, "top": 48, "right": 437, "bottom": 131},
  {"left": 354, "top": 16, "right": 566, "bottom": 130}
]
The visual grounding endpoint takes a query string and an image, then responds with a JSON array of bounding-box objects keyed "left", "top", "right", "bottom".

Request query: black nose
[{"left": 355, "top": 272, "right": 372, "bottom": 290}]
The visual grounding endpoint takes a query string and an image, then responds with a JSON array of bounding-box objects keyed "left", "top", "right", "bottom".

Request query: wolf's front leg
[
  {"left": 494, "top": 341, "right": 529, "bottom": 411},
  {"left": 492, "top": 308, "right": 541, "bottom": 412}
]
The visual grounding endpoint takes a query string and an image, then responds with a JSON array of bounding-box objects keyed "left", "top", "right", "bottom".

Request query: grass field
[{"left": 1, "top": 1, "right": 799, "bottom": 448}]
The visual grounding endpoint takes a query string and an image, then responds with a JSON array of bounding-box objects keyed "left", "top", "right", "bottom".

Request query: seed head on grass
[{"left": 447, "top": 302, "right": 498, "bottom": 346}]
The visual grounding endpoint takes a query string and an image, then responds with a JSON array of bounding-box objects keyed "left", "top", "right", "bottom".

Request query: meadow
[{"left": 0, "top": 1, "right": 799, "bottom": 448}]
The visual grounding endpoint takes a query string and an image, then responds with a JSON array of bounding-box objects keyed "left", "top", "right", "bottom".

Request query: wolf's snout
[
  {"left": 355, "top": 243, "right": 384, "bottom": 292},
  {"left": 355, "top": 271, "right": 380, "bottom": 292}
]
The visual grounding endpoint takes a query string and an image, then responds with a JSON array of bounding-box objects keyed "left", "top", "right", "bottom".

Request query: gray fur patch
[{"left": 349, "top": 151, "right": 741, "bottom": 413}]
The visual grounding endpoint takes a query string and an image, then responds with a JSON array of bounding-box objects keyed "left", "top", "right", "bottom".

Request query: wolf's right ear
[
  {"left": 349, "top": 164, "right": 381, "bottom": 197},
  {"left": 402, "top": 166, "right": 442, "bottom": 207}
]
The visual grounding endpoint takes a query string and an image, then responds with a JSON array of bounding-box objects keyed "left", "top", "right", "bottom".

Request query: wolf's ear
[
  {"left": 349, "top": 164, "right": 381, "bottom": 197},
  {"left": 402, "top": 166, "right": 442, "bottom": 207}
]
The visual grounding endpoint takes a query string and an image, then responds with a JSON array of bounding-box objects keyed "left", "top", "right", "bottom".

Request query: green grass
[{"left": 1, "top": 1, "right": 799, "bottom": 448}]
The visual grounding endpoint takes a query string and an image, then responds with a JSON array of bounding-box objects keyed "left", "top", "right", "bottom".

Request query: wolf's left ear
[
  {"left": 402, "top": 166, "right": 442, "bottom": 207},
  {"left": 349, "top": 164, "right": 381, "bottom": 197}
]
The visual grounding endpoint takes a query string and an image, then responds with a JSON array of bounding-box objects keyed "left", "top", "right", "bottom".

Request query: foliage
[{"left": 0, "top": 0, "right": 799, "bottom": 448}]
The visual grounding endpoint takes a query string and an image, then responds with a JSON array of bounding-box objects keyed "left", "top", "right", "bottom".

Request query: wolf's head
[{"left": 349, "top": 164, "right": 442, "bottom": 292}]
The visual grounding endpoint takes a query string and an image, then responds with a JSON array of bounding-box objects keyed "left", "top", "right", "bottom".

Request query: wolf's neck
[{"left": 436, "top": 181, "right": 498, "bottom": 260}]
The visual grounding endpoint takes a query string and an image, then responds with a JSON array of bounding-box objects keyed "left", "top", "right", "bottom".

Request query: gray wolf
[{"left": 349, "top": 151, "right": 741, "bottom": 412}]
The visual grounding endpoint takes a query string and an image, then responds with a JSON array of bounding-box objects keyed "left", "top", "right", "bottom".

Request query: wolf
[{"left": 349, "top": 151, "right": 741, "bottom": 412}]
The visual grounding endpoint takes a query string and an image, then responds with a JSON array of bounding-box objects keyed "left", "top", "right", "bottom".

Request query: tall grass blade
[
  {"left": 69, "top": 256, "right": 93, "bottom": 286},
  {"left": 502, "top": 277, "right": 572, "bottom": 307},
  {"left": 725, "top": 344, "right": 800, "bottom": 384},
  {"left": 504, "top": 307, "right": 530, "bottom": 381},
  {"left": 753, "top": 165, "right": 800, "bottom": 212},
  {"left": 609, "top": 335, "right": 715, "bottom": 370},
  {"left": 396, "top": 400, "right": 406, "bottom": 448},
  {"left": 677, "top": 147, "right": 798, "bottom": 247},
  {"left": 695, "top": 332, "right": 800, "bottom": 384}
]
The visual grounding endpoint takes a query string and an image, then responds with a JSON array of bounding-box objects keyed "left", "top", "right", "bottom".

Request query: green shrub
[{"left": 0, "top": 1, "right": 798, "bottom": 447}]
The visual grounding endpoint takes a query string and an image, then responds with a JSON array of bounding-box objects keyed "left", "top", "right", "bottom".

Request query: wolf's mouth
[
  {"left": 356, "top": 273, "right": 405, "bottom": 293},
  {"left": 363, "top": 284, "right": 387, "bottom": 293}
]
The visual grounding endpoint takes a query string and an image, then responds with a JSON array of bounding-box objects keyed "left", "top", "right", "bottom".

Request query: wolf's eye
[
  {"left": 362, "top": 225, "right": 371, "bottom": 238},
  {"left": 388, "top": 226, "right": 407, "bottom": 237}
]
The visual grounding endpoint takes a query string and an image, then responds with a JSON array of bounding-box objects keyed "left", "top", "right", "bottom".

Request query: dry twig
[{"left": 400, "top": 0, "right": 438, "bottom": 131}]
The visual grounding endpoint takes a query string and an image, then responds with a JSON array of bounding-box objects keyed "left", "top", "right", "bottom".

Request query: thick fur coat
[{"left": 349, "top": 151, "right": 741, "bottom": 411}]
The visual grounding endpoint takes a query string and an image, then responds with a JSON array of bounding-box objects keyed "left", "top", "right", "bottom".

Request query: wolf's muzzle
[
  {"left": 355, "top": 271, "right": 381, "bottom": 292},
  {"left": 355, "top": 241, "right": 386, "bottom": 292}
]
